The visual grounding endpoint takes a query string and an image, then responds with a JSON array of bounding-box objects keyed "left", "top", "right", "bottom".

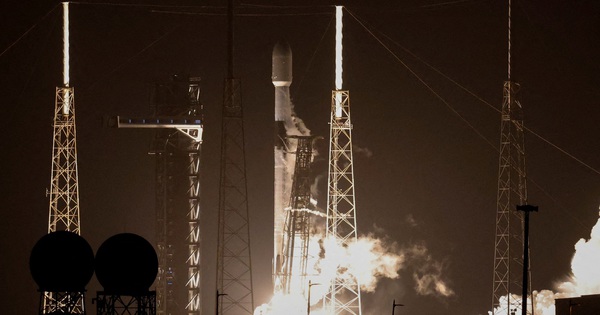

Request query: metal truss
[
  {"left": 324, "top": 90, "right": 361, "bottom": 315},
  {"left": 96, "top": 292, "right": 157, "bottom": 315},
  {"left": 280, "top": 136, "right": 314, "bottom": 294},
  {"left": 44, "top": 86, "right": 85, "bottom": 314},
  {"left": 41, "top": 291, "right": 86, "bottom": 315},
  {"left": 492, "top": 80, "right": 532, "bottom": 315},
  {"left": 48, "top": 86, "right": 81, "bottom": 234},
  {"left": 118, "top": 77, "right": 203, "bottom": 315},
  {"left": 217, "top": 78, "right": 254, "bottom": 315}
]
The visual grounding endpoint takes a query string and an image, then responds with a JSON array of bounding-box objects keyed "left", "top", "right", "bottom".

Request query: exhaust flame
[{"left": 259, "top": 229, "right": 454, "bottom": 315}]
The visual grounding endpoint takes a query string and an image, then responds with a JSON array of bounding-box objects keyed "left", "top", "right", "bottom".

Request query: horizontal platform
[{"left": 117, "top": 116, "right": 202, "bottom": 129}]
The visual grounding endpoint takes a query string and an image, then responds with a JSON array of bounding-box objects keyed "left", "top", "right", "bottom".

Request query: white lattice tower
[
  {"left": 324, "top": 90, "right": 362, "bottom": 315},
  {"left": 185, "top": 81, "right": 202, "bottom": 314},
  {"left": 44, "top": 2, "right": 85, "bottom": 314}
]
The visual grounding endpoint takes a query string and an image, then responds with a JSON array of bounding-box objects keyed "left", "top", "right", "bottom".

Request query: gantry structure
[
  {"left": 216, "top": 1, "right": 254, "bottom": 314},
  {"left": 117, "top": 75, "right": 203, "bottom": 315},
  {"left": 279, "top": 136, "right": 315, "bottom": 295},
  {"left": 44, "top": 2, "right": 85, "bottom": 314},
  {"left": 492, "top": 0, "right": 532, "bottom": 314}
]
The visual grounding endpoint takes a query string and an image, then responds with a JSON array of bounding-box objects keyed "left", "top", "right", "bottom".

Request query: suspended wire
[
  {"left": 83, "top": 23, "right": 182, "bottom": 93},
  {"left": 293, "top": 14, "right": 334, "bottom": 99},
  {"left": 347, "top": 8, "right": 600, "bottom": 177},
  {"left": 0, "top": 4, "right": 59, "bottom": 59},
  {"left": 345, "top": 8, "right": 498, "bottom": 151},
  {"left": 378, "top": 31, "right": 500, "bottom": 114},
  {"left": 346, "top": 6, "right": 597, "bottom": 230}
]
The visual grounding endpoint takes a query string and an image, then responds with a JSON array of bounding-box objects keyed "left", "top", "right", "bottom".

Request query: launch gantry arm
[{"left": 116, "top": 116, "right": 203, "bottom": 142}]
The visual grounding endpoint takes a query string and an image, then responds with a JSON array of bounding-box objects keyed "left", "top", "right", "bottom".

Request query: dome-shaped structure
[
  {"left": 29, "top": 231, "right": 94, "bottom": 292},
  {"left": 95, "top": 233, "right": 158, "bottom": 294}
]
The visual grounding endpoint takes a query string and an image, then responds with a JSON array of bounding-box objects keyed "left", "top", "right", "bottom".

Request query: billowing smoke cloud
[{"left": 490, "top": 211, "right": 600, "bottom": 315}]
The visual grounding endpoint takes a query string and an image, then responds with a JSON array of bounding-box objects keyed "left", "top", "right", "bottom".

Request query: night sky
[{"left": 1, "top": 1, "right": 599, "bottom": 314}]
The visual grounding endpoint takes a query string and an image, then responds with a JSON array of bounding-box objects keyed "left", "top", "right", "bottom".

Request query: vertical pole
[
  {"left": 307, "top": 281, "right": 312, "bottom": 315},
  {"left": 517, "top": 204, "right": 538, "bottom": 315}
]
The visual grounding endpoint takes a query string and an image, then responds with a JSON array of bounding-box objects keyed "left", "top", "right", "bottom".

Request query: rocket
[{"left": 272, "top": 41, "right": 293, "bottom": 292}]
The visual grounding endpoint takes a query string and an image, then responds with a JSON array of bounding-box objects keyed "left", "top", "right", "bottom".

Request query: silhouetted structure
[
  {"left": 116, "top": 75, "right": 203, "bottom": 315},
  {"left": 555, "top": 295, "right": 600, "bottom": 315},
  {"left": 492, "top": 1, "right": 532, "bottom": 314},
  {"left": 30, "top": 231, "right": 94, "bottom": 315},
  {"left": 95, "top": 233, "right": 158, "bottom": 315},
  {"left": 216, "top": 1, "right": 255, "bottom": 314}
]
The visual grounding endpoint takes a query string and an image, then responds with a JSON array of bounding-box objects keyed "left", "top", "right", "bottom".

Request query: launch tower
[
  {"left": 216, "top": 1, "right": 255, "bottom": 314},
  {"left": 323, "top": 6, "right": 362, "bottom": 315},
  {"left": 280, "top": 136, "right": 315, "bottom": 295},
  {"left": 44, "top": 2, "right": 85, "bottom": 313},
  {"left": 116, "top": 75, "right": 203, "bottom": 315},
  {"left": 491, "top": 0, "right": 532, "bottom": 314}
]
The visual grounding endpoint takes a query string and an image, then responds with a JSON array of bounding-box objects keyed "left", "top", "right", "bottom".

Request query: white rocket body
[{"left": 273, "top": 41, "right": 293, "bottom": 291}]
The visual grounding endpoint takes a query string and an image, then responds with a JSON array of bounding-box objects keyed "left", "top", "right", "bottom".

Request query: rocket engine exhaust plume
[{"left": 490, "top": 209, "right": 600, "bottom": 315}]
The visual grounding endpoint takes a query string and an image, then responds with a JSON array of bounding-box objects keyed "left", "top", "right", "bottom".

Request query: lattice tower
[
  {"left": 216, "top": 74, "right": 254, "bottom": 315},
  {"left": 279, "top": 136, "right": 315, "bottom": 294},
  {"left": 117, "top": 76, "right": 203, "bottom": 315},
  {"left": 44, "top": 2, "right": 85, "bottom": 313},
  {"left": 216, "top": 2, "right": 254, "bottom": 313},
  {"left": 492, "top": 1, "right": 532, "bottom": 313},
  {"left": 323, "top": 90, "right": 361, "bottom": 315}
]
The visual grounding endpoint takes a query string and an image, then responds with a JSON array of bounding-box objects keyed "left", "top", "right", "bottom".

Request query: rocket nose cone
[
  {"left": 272, "top": 41, "right": 293, "bottom": 86},
  {"left": 273, "top": 41, "right": 292, "bottom": 60}
]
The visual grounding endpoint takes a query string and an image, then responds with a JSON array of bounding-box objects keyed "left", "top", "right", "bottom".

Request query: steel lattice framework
[
  {"left": 491, "top": 1, "right": 532, "bottom": 314},
  {"left": 48, "top": 86, "right": 81, "bottom": 235},
  {"left": 216, "top": 76, "right": 254, "bottom": 315},
  {"left": 492, "top": 80, "right": 531, "bottom": 315},
  {"left": 324, "top": 90, "right": 361, "bottom": 315},
  {"left": 117, "top": 77, "right": 203, "bottom": 315},
  {"left": 44, "top": 3, "right": 85, "bottom": 313},
  {"left": 279, "top": 136, "right": 314, "bottom": 295}
]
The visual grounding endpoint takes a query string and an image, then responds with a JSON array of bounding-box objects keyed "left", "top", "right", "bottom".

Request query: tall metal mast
[
  {"left": 492, "top": 0, "right": 532, "bottom": 314},
  {"left": 43, "top": 2, "right": 85, "bottom": 314},
  {"left": 323, "top": 6, "right": 362, "bottom": 315},
  {"left": 216, "top": 0, "right": 254, "bottom": 314}
]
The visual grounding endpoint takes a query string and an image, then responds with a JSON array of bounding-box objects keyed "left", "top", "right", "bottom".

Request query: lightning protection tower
[
  {"left": 44, "top": 2, "right": 85, "bottom": 313},
  {"left": 492, "top": 0, "right": 532, "bottom": 314},
  {"left": 279, "top": 136, "right": 315, "bottom": 295},
  {"left": 216, "top": 1, "right": 254, "bottom": 315},
  {"left": 323, "top": 6, "right": 362, "bottom": 315}
]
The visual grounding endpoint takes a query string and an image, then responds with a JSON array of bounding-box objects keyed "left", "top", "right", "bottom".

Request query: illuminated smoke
[
  {"left": 405, "top": 243, "right": 454, "bottom": 297},
  {"left": 489, "top": 211, "right": 600, "bottom": 315},
  {"left": 258, "top": 228, "right": 455, "bottom": 315},
  {"left": 257, "top": 232, "right": 405, "bottom": 315}
]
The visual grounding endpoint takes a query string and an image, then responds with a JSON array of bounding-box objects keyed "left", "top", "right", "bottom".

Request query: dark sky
[{"left": 1, "top": 1, "right": 599, "bottom": 314}]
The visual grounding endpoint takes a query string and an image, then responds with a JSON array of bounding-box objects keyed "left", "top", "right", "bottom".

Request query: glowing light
[
  {"left": 261, "top": 233, "right": 404, "bottom": 315},
  {"left": 335, "top": 6, "right": 343, "bottom": 90},
  {"left": 63, "top": 2, "right": 69, "bottom": 87},
  {"left": 489, "top": 211, "right": 600, "bottom": 315}
]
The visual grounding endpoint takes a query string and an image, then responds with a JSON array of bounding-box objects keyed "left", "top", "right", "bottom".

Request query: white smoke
[
  {"left": 405, "top": 242, "right": 455, "bottom": 298},
  {"left": 490, "top": 212, "right": 600, "bottom": 315}
]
